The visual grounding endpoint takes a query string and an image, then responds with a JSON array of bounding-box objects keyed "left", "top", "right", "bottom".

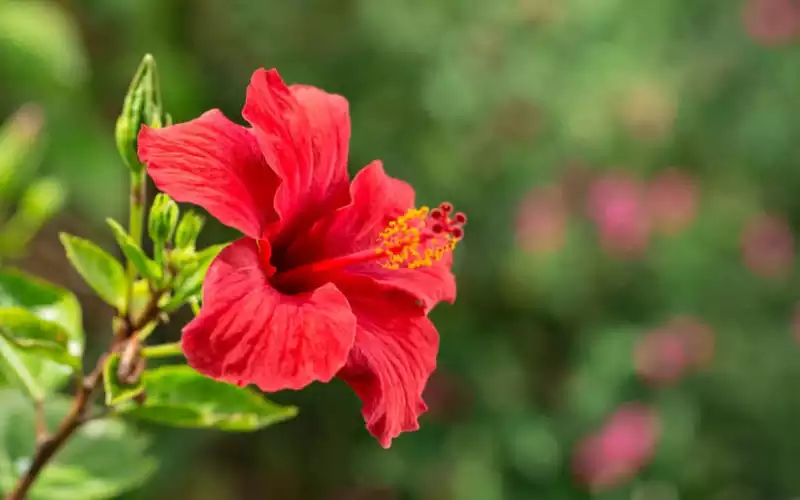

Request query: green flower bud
[
  {"left": 115, "top": 54, "right": 164, "bottom": 173},
  {"left": 174, "top": 210, "right": 205, "bottom": 251},
  {"left": 148, "top": 193, "right": 179, "bottom": 245}
]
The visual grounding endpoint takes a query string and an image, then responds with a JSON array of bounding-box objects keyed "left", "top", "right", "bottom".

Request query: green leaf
[
  {"left": 0, "top": 177, "right": 66, "bottom": 259},
  {"left": 0, "top": 269, "right": 83, "bottom": 393},
  {"left": 59, "top": 233, "right": 127, "bottom": 312},
  {"left": 0, "top": 270, "right": 82, "bottom": 335},
  {"left": 102, "top": 353, "right": 143, "bottom": 407},
  {"left": 0, "top": 336, "right": 43, "bottom": 401},
  {"left": 0, "top": 308, "right": 80, "bottom": 370},
  {"left": 106, "top": 219, "right": 161, "bottom": 285},
  {"left": 117, "top": 365, "right": 297, "bottom": 431},
  {"left": 0, "top": 105, "right": 42, "bottom": 201},
  {"left": 163, "top": 243, "right": 226, "bottom": 312},
  {"left": 0, "top": 389, "right": 156, "bottom": 500}
]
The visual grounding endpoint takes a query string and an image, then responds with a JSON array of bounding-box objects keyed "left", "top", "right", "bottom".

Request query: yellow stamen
[{"left": 377, "top": 206, "right": 460, "bottom": 270}]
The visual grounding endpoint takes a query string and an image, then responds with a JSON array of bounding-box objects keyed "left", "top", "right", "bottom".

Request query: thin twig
[
  {"left": 33, "top": 399, "right": 47, "bottom": 446},
  {"left": 5, "top": 353, "right": 110, "bottom": 500},
  {"left": 5, "top": 290, "right": 164, "bottom": 500}
]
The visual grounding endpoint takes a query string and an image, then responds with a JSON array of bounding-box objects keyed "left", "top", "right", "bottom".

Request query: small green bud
[
  {"left": 148, "top": 193, "right": 179, "bottom": 245},
  {"left": 174, "top": 210, "right": 205, "bottom": 251},
  {"left": 115, "top": 54, "right": 164, "bottom": 173}
]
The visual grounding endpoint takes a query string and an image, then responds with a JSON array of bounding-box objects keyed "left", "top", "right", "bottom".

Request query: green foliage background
[{"left": 2, "top": 0, "right": 800, "bottom": 498}]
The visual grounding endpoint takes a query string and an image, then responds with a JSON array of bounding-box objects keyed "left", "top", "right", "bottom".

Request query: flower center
[{"left": 269, "top": 202, "right": 465, "bottom": 290}]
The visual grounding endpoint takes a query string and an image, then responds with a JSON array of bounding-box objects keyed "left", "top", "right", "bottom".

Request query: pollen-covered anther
[{"left": 378, "top": 203, "right": 466, "bottom": 270}]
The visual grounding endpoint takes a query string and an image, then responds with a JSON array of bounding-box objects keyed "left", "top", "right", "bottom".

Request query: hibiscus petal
[
  {"left": 290, "top": 161, "right": 455, "bottom": 310},
  {"left": 290, "top": 84, "right": 350, "bottom": 204},
  {"left": 182, "top": 238, "right": 357, "bottom": 392},
  {"left": 370, "top": 254, "right": 456, "bottom": 312},
  {"left": 336, "top": 278, "right": 438, "bottom": 447},
  {"left": 242, "top": 69, "right": 350, "bottom": 238},
  {"left": 138, "top": 110, "right": 279, "bottom": 239},
  {"left": 346, "top": 164, "right": 456, "bottom": 310},
  {"left": 336, "top": 276, "right": 440, "bottom": 448}
]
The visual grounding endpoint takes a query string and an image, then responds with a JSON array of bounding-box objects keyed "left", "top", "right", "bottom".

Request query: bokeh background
[{"left": 2, "top": 0, "right": 800, "bottom": 498}]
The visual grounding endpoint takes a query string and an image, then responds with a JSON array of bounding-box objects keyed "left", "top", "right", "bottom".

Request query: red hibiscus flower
[{"left": 136, "top": 69, "right": 463, "bottom": 447}]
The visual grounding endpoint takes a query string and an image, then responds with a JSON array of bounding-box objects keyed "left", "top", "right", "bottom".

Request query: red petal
[
  {"left": 377, "top": 253, "right": 456, "bottom": 312},
  {"left": 290, "top": 84, "right": 351, "bottom": 205},
  {"left": 182, "top": 238, "right": 357, "bottom": 392},
  {"left": 336, "top": 276, "right": 440, "bottom": 448},
  {"left": 290, "top": 161, "right": 456, "bottom": 310},
  {"left": 242, "top": 69, "right": 350, "bottom": 239},
  {"left": 138, "top": 110, "right": 279, "bottom": 239}
]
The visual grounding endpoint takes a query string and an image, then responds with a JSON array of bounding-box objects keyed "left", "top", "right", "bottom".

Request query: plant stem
[
  {"left": 33, "top": 399, "right": 47, "bottom": 445},
  {"left": 141, "top": 342, "right": 183, "bottom": 359},
  {"left": 5, "top": 359, "right": 106, "bottom": 500},
  {"left": 5, "top": 291, "right": 163, "bottom": 500},
  {"left": 125, "top": 171, "right": 146, "bottom": 312}
]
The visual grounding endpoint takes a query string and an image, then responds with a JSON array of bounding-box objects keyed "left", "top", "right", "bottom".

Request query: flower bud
[
  {"left": 148, "top": 193, "right": 179, "bottom": 245},
  {"left": 115, "top": 54, "right": 164, "bottom": 173},
  {"left": 174, "top": 210, "right": 205, "bottom": 251}
]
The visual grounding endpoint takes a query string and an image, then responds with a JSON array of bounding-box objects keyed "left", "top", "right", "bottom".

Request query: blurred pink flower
[
  {"left": 742, "top": 0, "right": 800, "bottom": 46},
  {"left": 671, "top": 316, "right": 715, "bottom": 369},
  {"left": 587, "top": 174, "right": 650, "bottom": 257},
  {"left": 634, "top": 330, "right": 688, "bottom": 387},
  {"left": 646, "top": 169, "right": 698, "bottom": 235},
  {"left": 741, "top": 213, "right": 795, "bottom": 278},
  {"left": 635, "top": 317, "right": 715, "bottom": 386},
  {"left": 573, "top": 403, "right": 661, "bottom": 491},
  {"left": 516, "top": 185, "right": 568, "bottom": 254}
]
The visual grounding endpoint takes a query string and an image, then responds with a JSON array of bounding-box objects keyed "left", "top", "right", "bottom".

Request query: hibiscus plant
[{"left": 0, "top": 54, "right": 463, "bottom": 500}]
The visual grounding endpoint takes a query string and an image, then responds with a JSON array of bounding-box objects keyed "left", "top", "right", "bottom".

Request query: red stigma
[{"left": 428, "top": 203, "right": 466, "bottom": 241}]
